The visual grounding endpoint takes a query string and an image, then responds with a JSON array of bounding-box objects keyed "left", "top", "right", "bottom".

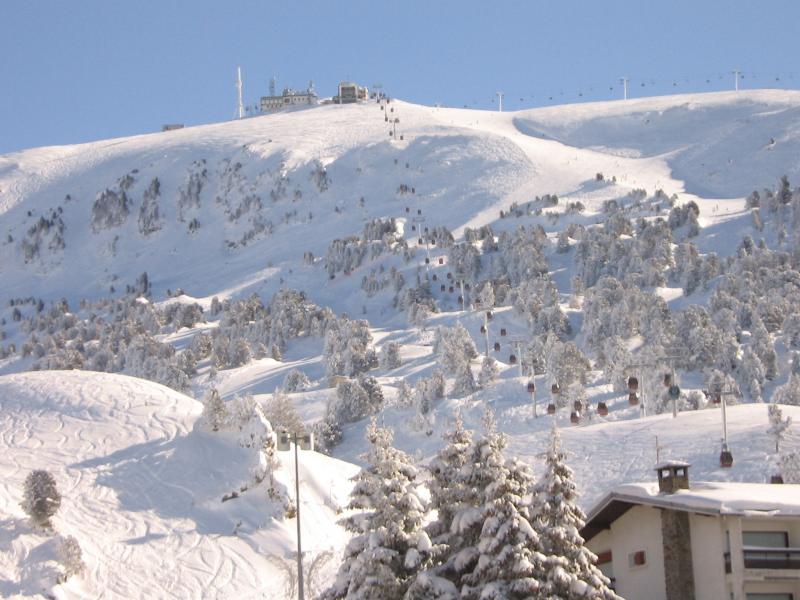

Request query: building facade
[
  {"left": 260, "top": 83, "right": 318, "bottom": 113},
  {"left": 582, "top": 463, "right": 800, "bottom": 600},
  {"left": 334, "top": 81, "right": 368, "bottom": 104}
]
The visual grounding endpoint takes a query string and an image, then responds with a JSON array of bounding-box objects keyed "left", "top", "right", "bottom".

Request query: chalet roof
[{"left": 582, "top": 481, "right": 800, "bottom": 542}]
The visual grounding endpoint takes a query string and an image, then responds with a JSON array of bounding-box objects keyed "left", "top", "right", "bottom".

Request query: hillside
[
  {"left": 1, "top": 90, "right": 799, "bottom": 305},
  {"left": 0, "top": 371, "right": 357, "bottom": 598},
  {"left": 2, "top": 90, "right": 800, "bottom": 597}
]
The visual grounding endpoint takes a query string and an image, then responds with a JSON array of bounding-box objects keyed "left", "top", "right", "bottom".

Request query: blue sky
[{"left": 2, "top": 0, "right": 799, "bottom": 154}]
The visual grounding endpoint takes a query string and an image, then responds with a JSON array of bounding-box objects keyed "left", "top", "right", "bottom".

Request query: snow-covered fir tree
[
  {"left": 433, "top": 323, "right": 478, "bottom": 378},
  {"left": 396, "top": 380, "right": 414, "bottom": 409},
  {"left": 380, "top": 341, "right": 402, "bottom": 369},
  {"left": 201, "top": 388, "right": 228, "bottom": 432},
  {"left": 478, "top": 356, "right": 499, "bottom": 388},
  {"left": 534, "top": 426, "right": 618, "bottom": 599},
  {"left": 282, "top": 368, "right": 311, "bottom": 392},
  {"left": 264, "top": 389, "right": 306, "bottom": 434},
  {"left": 322, "top": 421, "right": 429, "bottom": 600},
  {"left": 57, "top": 535, "right": 86, "bottom": 581},
  {"left": 767, "top": 404, "right": 792, "bottom": 453},
  {"left": 406, "top": 416, "right": 475, "bottom": 599},
  {"left": 774, "top": 372, "right": 800, "bottom": 406},
  {"left": 21, "top": 470, "right": 61, "bottom": 528},
  {"left": 779, "top": 451, "right": 800, "bottom": 483},
  {"left": 739, "top": 346, "right": 766, "bottom": 402},
  {"left": 452, "top": 359, "right": 477, "bottom": 396},
  {"left": 456, "top": 411, "right": 548, "bottom": 599}
]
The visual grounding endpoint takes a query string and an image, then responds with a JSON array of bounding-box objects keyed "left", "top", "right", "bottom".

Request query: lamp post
[{"left": 277, "top": 430, "right": 315, "bottom": 600}]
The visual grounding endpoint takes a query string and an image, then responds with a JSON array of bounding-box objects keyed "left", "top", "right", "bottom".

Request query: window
[
  {"left": 745, "top": 594, "right": 793, "bottom": 600},
  {"left": 628, "top": 550, "right": 646, "bottom": 568},
  {"left": 743, "top": 532, "right": 789, "bottom": 548}
]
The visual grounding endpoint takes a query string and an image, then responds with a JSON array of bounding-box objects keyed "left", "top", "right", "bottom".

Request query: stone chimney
[{"left": 655, "top": 461, "right": 690, "bottom": 494}]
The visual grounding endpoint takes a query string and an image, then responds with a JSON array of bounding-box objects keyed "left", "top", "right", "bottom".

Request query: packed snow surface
[{"left": 0, "top": 371, "right": 357, "bottom": 598}]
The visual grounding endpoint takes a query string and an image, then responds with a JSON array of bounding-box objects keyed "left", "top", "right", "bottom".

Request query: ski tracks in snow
[{"left": 0, "top": 371, "right": 279, "bottom": 598}]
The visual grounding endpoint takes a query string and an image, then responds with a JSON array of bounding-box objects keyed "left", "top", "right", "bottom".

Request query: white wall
[
  {"left": 606, "top": 505, "right": 666, "bottom": 600},
  {"left": 689, "top": 513, "right": 727, "bottom": 600}
]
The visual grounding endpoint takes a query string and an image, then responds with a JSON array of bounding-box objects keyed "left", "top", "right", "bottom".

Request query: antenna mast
[
  {"left": 732, "top": 69, "right": 740, "bottom": 91},
  {"left": 496, "top": 91, "right": 504, "bottom": 112},
  {"left": 620, "top": 77, "right": 629, "bottom": 100},
  {"left": 236, "top": 66, "right": 244, "bottom": 119}
]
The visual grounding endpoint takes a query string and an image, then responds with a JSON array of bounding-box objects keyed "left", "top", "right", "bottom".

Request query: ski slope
[{"left": 0, "top": 371, "right": 357, "bottom": 598}]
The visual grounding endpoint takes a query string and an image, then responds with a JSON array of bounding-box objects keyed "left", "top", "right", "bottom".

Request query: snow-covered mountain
[
  {"left": 2, "top": 89, "right": 800, "bottom": 303},
  {"left": 2, "top": 89, "right": 800, "bottom": 598}
]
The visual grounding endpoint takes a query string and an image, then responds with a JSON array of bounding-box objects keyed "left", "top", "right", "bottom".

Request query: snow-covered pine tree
[
  {"left": 380, "top": 341, "right": 402, "bottom": 369},
  {"left": 774, "top": 373, "right": 800, "bottom": 406},
  {"left": 433, "top": 323, "right": 478, "bottom": 378},
  {"left": 57, "top": 535, "right": 86, "bottom": 581},
  {"left": 457, "top": 411, "right": 547, "bottom": 599},
  {"left": 21, "top": 470, "right": 61, "bottom": 528},
  {"left": 751, "top": 316, "right": 778, "bottom": 380},
  {"left": 426, "top": 415, "right": 473, "bottom": 547},
  {"left": 396, "top": 380, "right": 414, "bottom": 408},
  {"left": 452, "top": 359, "right": 477, "bottom": 396},
  {"left": 534, "top": 426, "right": 618, "bottom": 599},
  {"left": 314, "top": 415, "right": 343, "bottom": 454},
  {"left": 406, "top": 416, "right": 475, "bottom": 599},
  {"left": 739, "top": 346, "right": 766, "bottom": 402},
  {"left": 264, "top": 389, "right": 306, "bottom": 434},
  {"left": 358, "top": 375, "right": 385, "bottom": 409},
  {"left": 332, "top": 378, "right": 375, "bottom": 423},
  {"left": 322, "top": 420, "right": 429, "bottom": 600},
  {"left": 282, "top": 368, "right": 311, "bottom": 392},
  {"left": 767, "top": 404, "right": 792, "bottom": 453},
  {"left": 478, "top": 281, "right": 495, "bottom": 310},
  {"left": 201, "top": 388, "right": 228, "bottom": 432},
  {"left": 779, "top": 451, "right": 800, "bottom": 483},
  {"left": 478, "top": 356, "right": 499, "bottom": 388},
  {"left": 439, "top": 410, "right": 508, "bottom": 589}
]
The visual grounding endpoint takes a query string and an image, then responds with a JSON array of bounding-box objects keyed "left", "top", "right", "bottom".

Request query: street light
[{"left": 277, "top": 429, "right": 315, "bottom": 600}]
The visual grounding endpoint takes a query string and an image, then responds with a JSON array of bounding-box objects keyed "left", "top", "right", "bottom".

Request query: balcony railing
[{"left": 724, "top": 547, "right": 800, "bottom": 572}]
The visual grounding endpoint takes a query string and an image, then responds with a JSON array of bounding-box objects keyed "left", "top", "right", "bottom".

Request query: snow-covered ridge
[{"left": 2, "top": 90, "right": 800, "bottom": 304}]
